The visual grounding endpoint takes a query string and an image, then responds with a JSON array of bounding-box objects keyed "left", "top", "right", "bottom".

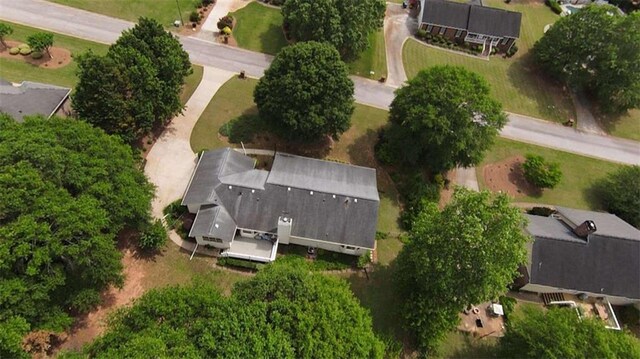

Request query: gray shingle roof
[
  {"left": 468, "top": 6, "right": 521, "bottom": 39},
  {"left": 422, "top": 0, "right": 471, "bottom": 29},
  {"left": 0, "top": 80, "right": 71, "bottom": 122},
  {"left": 182, "top": 148, "right": 380, "bottom": 249},
  {"left": 189, "top": 205, "right": 237, "bottom": 241},
  {"left": 420, "top": 0, "right": 521, "bottom": 38},
  {"left": 268, "top": 153, "right": 380, "bottom": 201},
  {"left": 525, "top": 212, "right": 640, "bottom": 300}
]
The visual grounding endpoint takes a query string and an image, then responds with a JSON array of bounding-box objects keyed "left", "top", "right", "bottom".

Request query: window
[
  {"left": 426, "top": 24, "right": 433, "bottom": 32},
  {"left": 455, "top": 29, "right": 463, "bottom": 38},
  {"left": 345, "top": 246, "right": 356, "bottom": 250},
  {"left": 203, "top": 236, "right": 223, "bottom": 243},
  {"left": 439, "top": 27, "right": 446, "bottom": 35}
]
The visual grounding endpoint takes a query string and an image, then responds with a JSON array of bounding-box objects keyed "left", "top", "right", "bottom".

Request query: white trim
[
  {"left": 421, "top": 21, "right": 467, "bottom": 32},
  {"left": 48, "top": 89, "right": 71, "bottom": 119},
  {"left": 289, "top": 233, "right": 375, "bottom": 251}
]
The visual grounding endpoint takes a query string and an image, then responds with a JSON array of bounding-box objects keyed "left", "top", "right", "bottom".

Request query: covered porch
[{"left": 220, "top": 235, "right": 278, "bottom": 263}]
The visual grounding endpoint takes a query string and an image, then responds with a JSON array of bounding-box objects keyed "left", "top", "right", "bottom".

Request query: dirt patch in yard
[
  {"left": 482, "top": 155, "right": 541, "bottom": 198},
  {"left": 0, "top": 40, "right": 72, "bottom": 69}
]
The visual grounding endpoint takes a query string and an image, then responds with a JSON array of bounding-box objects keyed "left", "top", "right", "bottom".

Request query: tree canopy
[
  {"left": 533, "top": 6, "right": 640, "bottom": 113},
  {"left": 282, "top": 0, "right": 386, "bottom": 60},
  {"left": 254, "top": 41, "right": 354, "bottom": 141},
  {"left": 592, "top": 165, "right": 640, "bottom": 228},
  {"left": 88, "top": 260, "right": 384, "bottom": 358},
  {"left": 0, "top": 22, "right": 13, "bottom": 47},
  {"left": 379, "top": 65, "right": 506, "bottom": 173},
  {"left": 73, "top": 17, "right": 192, "bottom": 143},
  {"left": 497, "top": 306, "right": 640, "bottom": 359},
  {"left": 0, "top": 115, "right": 153, "bottom": 355},
  {"left": 26, "top": 32, "right": 54, "bottom": 57},
  {"left": 395, "top": 188, "right": 529, "bottom": 352}
]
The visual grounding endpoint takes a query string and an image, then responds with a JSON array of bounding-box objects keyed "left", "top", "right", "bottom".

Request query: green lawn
[
  {"left": 179, "top": 64, "right": 204, "bottom": 105},
  {"left": 49, "top": 0, "right": 198, "bottom": 27},
  {"left": 477, "top": 138, "right": 626, "bottom": 209},
  {"left": 403, "top": 1, "right": 574, "bottom": 123},
  {"left": 230, "top": 1, "right": 288, "bottom": 56},
  {"left": 0, "top": 22, "right": 109, "bottom": 88},
  {"left": 602, "top": 109, "right": 640, "bottom": 142},
  {"left": 230, "top": 2, "right": 387, "bottom": 77},
  {"left": 190, "top": 76, "right": 403, "bottom": 262}
]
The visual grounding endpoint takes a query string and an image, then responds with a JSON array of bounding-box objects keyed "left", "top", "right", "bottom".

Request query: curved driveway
[{"left": 1, "top": 0, "right": 638, "bottom": 165}]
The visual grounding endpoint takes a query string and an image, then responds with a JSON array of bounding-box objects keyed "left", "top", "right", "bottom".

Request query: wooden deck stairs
[{"left": 541, "top": 292, "right": 566, "bottom": 305}]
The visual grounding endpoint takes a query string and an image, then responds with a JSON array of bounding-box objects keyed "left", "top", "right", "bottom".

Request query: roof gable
[{"left": 0, "top": 80, "right": 71, "bottom": 122}]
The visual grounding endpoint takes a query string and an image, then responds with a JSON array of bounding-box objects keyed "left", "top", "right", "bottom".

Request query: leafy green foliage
[
  {"left": 73, "top": 17, "right": 192, "bottom": 143},
  {"left": 89, "top": 261, "right": 383, "bottom": 358},
  {"left": 522, "top": 154, "right": 562, "bottom": 189},
  {"left": 138, "top": 219, "right": 168, "bottom": 250},
  {"left": 0, "top": 22, "right": 14, "bottom": 47},
  {"left": 0, "top": 115, "right": 153, "bottom": 339},
  {"left": 497, "top": 306, "right": 640, "bottom": 358},
  {"left": 254, "top": 41, "right": 354, "bottom": 141},
  {"left": 26, "top": 32, "right": 53, "bottom": 57},
  {"left": 217, "top": 15, "right": 234, "bottom": 30},
  {"left": 591, "top": 165, "right": 640, "bottom": 227},
  {"left": 282, "top": 0, "right": 385, "bottom": 60},
  {"left": 0, "top": 317, "right": 30, "bottom": 359},
  {"left": 533, "top": 6, "right": 640, "bottom": 113},
  {"left": 545, "top": 0, "right": 563, "bottom": 14},
  {"left": 381, "top": 66, "right": 507, "bottom": 173},
  {"left": 498, "top": 296, "right": 517, "bottom": 319},
  {"left": 217, "top": 257, "right": 265, "bottom": 270},
  {"left": 393, "top": 172, "right": 441, "bottom": 230},
  {"left": 395, "top": 188, "right": 530, "bottom": 353}
]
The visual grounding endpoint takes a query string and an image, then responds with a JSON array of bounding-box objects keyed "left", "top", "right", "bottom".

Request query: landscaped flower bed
[{"left": 415, "top": 29, "right": 483, "bottom": 56}]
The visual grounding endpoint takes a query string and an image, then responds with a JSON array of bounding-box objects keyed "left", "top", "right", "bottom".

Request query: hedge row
[{"left": 218, "top": 257, "right": 266, "bottom": 270}]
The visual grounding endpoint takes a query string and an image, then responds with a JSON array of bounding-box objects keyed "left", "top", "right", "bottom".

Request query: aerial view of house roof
[
  {"left": 525, "top": 207, "right": 640, "bottom": 300},
  {"left": 421, "top": 0, "right": 522, "bottom": 38},
  {"left": 0, "top": 79, "right": 71, "bottom": 122},
  {"left": 182, "top": 148, "right": 380, "bottom": 249}
]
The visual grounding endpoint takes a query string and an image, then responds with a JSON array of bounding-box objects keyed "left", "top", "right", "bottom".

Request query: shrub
[
  {"left": 19, "top": 46, "right": 32, "bottom": 55},
  {"left": 522, "top": 154, "right": 562, "bottom": 189},
  {"left": 218, "top": 257, "right": 265, "bottom": 270},
  {"left": 270, "top": 0, "right": 287, "bottom": 5},
  {"left": 506, "top": 44, "right": 518, "bottom": 57},
  {"left": 527, "top": 206, "right": 556, "bottom": 217},
  {"left": 9, "top": 46, "right": 19, "bottom": 55},
  {"left": 138, "top": 219, "right": 168, "bottom": 250},
  {"left": 546, "top": 0, "right": 563, "bottom": 14},
  {"left": 396, "top": 172, "right": 441, "bottom": 229},
  {"left": 217, "top": 15, "right": 234, "bottom": 30},
  {"left": 357, "top": 250, "right": 371, "bottom": 269},
  {"left": 189, "top": 11, "right": 201, "bottom": 23},
  {"left": 70, "top": 289, "right": 102, "bottom": 313},
  {"left": 31, "top": 51, "right": 43, "bottom": 59},
  {"left": 201, "top": 0, "right": 214, "bottom": 5},
  {"left": 18, "top": 43, "right": 30, "bottom": 50},
  {"left": 499, "top": 295, "right": 517, "bottom": 319},
  {"left": 222, "top": 26, "right": 232, "bottom": 35},
  {"left": 375, "top": 231, "right": 389, "bottom": 240},
  {"left": 416, "top": 29, "right": 427, "bottom": 39}
]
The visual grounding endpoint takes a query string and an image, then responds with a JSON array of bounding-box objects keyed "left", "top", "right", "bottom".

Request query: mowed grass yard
[
  {"left": 0, "top": 22, "right": 109, "bottom": 88},
  {"left": 477, "top": 138, "right": 626, "bottom": 209},
  {"left": 49, "top": 0, "right": 198, "bottom": 27},
  {"left": 190, "top": 77, "right": 403, "bottom": 261},
  {"left": 403, "top": 0, "right": 574, "bottom": 123},
  {"left": 230, "top": 1, "right": 387, "bottom": 78},
  {"left": 602, "top": 109, "right": 640, "bottom": 142}
]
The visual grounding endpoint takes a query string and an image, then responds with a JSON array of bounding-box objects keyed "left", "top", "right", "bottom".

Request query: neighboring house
[
  {"left": 417, "top": 0, "right": 521, "bottom": 53},
  {"left": 0, "top": 79, "right": 71, "bottom": 122},
  {"left": 519, "top": 207, "right": 640, "bottom": 306},
  {"left": 182, "top": 148, "right": 379, "bottom": 262}
]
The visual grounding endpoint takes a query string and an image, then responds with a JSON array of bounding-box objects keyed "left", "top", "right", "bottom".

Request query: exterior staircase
[
  {"left": 541, "top": 292, "right": 566, "bottom": 305},
  {"left": 481, "top": 39, "right": 492, "bottom": 57}
]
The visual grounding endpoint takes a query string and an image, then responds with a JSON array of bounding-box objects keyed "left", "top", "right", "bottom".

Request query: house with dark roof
[
  {"left": 0, "top": 79, "right": 71, "bottom": 122},
  {"left": 417, "top": 0, "right": 521, "bottom": 53},
  {"left": 182, "top": 148, "right": 379, "bottom": 262},
  {"left": 520, "top": 207, "right": 640, "bottom": 306}
]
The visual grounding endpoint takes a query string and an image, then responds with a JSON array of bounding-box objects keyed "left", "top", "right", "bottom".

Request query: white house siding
[
  {"left": 289, "top": 235, "right": 370, "bottom": 256},
  {"left": 195, "top": 236, "right": 231, "bottom": 249},
  {"left": 521, "top": 283, "right": 639, "bottom": 306}
]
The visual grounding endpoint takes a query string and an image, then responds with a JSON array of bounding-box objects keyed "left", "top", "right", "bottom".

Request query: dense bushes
[
  {"left": 189, "top": 11, "right": 201, "bottom": 23},
  {"left": 9, "top": 46, "right": 19, "bottom": 55},
  {"left": 217, "top": 15, "right": 234, "bottom": 30},
  {"left": 545, "top": 0, "right": 563, "bottom": 14},
  {"left": 415, "top": 31, "right": 483, "bottom": 56},
  {"left": 217, "top": 257, "right": 265, "bottom": 270},
  {"left": 139, "top": 219, "right": 168, "bottom": 250},
  {"left": 522, "top": 154, "right": 562, "bottom": 189},
  {"left": 591, "top": 165, "right": 640, "bottom": 227},
  {"left": 394, "top": 172, "right": 442, "bottom": 230}
]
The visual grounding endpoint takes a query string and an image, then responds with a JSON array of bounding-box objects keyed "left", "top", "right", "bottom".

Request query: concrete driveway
[
  {"left": 145, "top": 67, "right": 234, "bottom": 218},
  {"left": 384, "top": 3, "right": 417, "bottom": 88}
]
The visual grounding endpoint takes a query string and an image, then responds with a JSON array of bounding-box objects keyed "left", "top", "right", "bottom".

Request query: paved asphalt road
[{"left": 1, "top": 0, "right": 638, "bottom": 165}]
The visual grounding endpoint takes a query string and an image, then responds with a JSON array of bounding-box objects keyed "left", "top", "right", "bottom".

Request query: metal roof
[{"left": 0, "top": 80, "right": 71, "bottom": 122}]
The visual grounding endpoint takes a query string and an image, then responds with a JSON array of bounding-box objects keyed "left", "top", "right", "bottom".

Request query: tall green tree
[
  {"left": 395, "top": 188, "right": 529, "bottom": 353},
  {"left": 282, "top": 0, "right": 386, "bottom": 60},
  {"left": 88, "top": 260, "right": 384, "bottom": 358},
  {"left": 533, "top": 6, "right": 640, "bottom": 113},
  {"left": 73, "top": 17, "right": 191, "bottom": 143},
  {"left": 254, "top": 41, "right": 354, "bottom": 141},
  {"left": 0, "top": 22, "right": 13, "bottom": 48},
  {"left": 0, "top": 115, "right": 153, "bottom": 346},
  {"left": 379, "top": 66, "right": 506, "bottom": 173},
  {"left": 592, "top": 165, "right": 640, "bottom": 228},
  {"left": 26, "top": 32, "right": 54, "bottom": 57},
  {"left": 497, "top": 306, "right": 640, "bottom": 358}
]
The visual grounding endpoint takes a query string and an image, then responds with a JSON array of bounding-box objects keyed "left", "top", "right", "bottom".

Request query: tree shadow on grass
[{"left": 259, "top": 22, "right": 287, "bottom": 56}]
